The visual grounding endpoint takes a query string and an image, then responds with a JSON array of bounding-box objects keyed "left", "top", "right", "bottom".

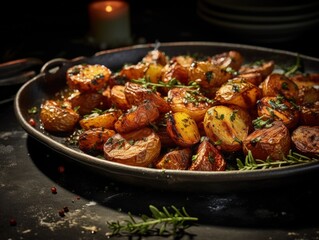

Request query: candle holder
[{"left": 88, "top": 0, "right": 132, "bottom": 49}]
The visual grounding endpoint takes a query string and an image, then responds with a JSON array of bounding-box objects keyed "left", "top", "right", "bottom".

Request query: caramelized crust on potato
[
  {"left": 110, "top": 85, "right": 130, "bottom": 110},
  {"left": 291, "top": 126, "right": 319, "bottom": 156},
  {"left": 243, "top": 121, "right": 291, "bottom": 161},
  {"left": 189, "top": 138, "right": 226, "bottom": 171},
  {"left": 79, "top": 109, "right": 122, "bottom": 130},
  {"left": 40, "top": 100, "right": 80, "bottom": 132},
  {"left": 211, "top": 50, "right": 244, "bottom": 71},
  {"left": 204, "top": 105, "right": 251, "bottom": 151},
  {"left": 155, "top": 148, "right": 192, "bottom": 170},
  {"left": 78, "top": 128, "right": 116, "bottom": 155},
  {"left": 66, "top": 64, "right": 111, "bottom": 92},
  {"left": 239, "top": 60, "right": 274, "bottom": 79},
  {"left": 104, "top": 127, "right": 161, "bottom": 167}
]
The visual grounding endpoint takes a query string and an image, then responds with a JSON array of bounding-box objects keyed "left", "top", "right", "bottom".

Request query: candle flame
[{"left": 105, "top": 5, "right": 113, "bottom": 13}]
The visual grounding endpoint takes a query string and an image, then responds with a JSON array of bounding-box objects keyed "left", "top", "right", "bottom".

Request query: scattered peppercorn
[
  {"left": 51, "top": 187, "right": 57, "bottom": 194},
  {"left": 63, "top": 206, "right": 69, "bottom": 213},
  {"left": 58, "top": 209, "right": 65, "bottom": 217},
  {"left": 28, "top": 118, "right": 36, "bottom": 127}
]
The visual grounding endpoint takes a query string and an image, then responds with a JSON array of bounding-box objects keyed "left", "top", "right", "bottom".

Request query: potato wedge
[
  {"left": 155, "top": 148, "right": 192, "bottom": 170},
  {"left": 291, "top": 125, "right": 319, "bottom": 156},
  {"left": 189, "top": 138, "right": 226, "bottom": 171},
  {"left": 243, "top": 121, "right": 291, "bottom": 161},
  {"left": 166, "top": 111, "right": 201, "bottom": 147},
  {"left": 104, "top": 127, "right": 161, "bottom": 167},
  {"left": 204, "top": 105, "right": 251, "bottom": 152}
]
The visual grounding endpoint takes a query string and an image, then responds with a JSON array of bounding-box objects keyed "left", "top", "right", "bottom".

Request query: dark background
[{"left": 1, "top": 0, "right": 319, "bottom": 63}]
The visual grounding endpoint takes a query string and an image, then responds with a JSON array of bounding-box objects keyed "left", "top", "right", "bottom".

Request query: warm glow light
[{"left": 105, "top": 5, "right": 113, "bottom": 12}]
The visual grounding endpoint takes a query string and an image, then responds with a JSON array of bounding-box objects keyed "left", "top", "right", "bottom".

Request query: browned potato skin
[
  {"left": 189, "top": 138, "right": 226, "bottom": 171},
  {"left": 211, "top": 50, "right": 244, "bottom": 71},
  {"left": 79, "top": 109, "right": 122, "bottom": 130},
  {"left": 161, "top": 61, "right": 190, "bottom": 85},
  {"left": 290, "top": 73, "right": 319, "bottom": 89},
  {"left": 68, "top": 91, "right": 111, "bottom": 116},
  {"left": 155, "top": 148, "right": 192, "bottom": 170},
  {"left": 166, "top": 111, "right": 201, "bottom": 147},
  {"left": 261, "top": 73, "right": 299, "bottom": 101},
  {"left": 299, "top": 102, "right": 319, "bottom": 126},
  {"left": 291, "top": 125, "right": 319, "bottom": 156},
  {"left": 204, "top": 105, "right": 251, "bottom": 152},
  {"left": 110, "top": 85, "right": 130, "bottom": 110},
  {"left": 40, "top": 100, "right": 80, "bottom": 132},
  {"left": 215, "top": 78, "right": 261, "bottom": 109},
  {"left": 104, "top": 127, "right": 161, "bottom": 167},
  {"left": 78, "top": 128, "right": 116, "bottom": 155},
  {"left": 119, "top": 62, "right": 147, "bottom": 80},
  {"left": 243, "top": 121, "right": 291, "bottom": 161},
  {"left": 124, "top": 82, "right": 171, "bottom": 113},
  {"left": 239, "top": 60, "right": 274, "bottom": 79},
  {"left": 236, "top": 72, "right": 263, "bottom": 86},
  {"left": 114, "top": 101, "right": 160, "bottom": 133},
  {"left": 298, "top": 86, "right": 319, "bottom": 105},
  {"left": 66, "top": 64, "right": 111, "bottom": 92},
  {"left": 167, "top": 87, "right": 214, "bottom": 122},
  {"left": 257, "top": 96, "right": 300, "bottom": 129}
]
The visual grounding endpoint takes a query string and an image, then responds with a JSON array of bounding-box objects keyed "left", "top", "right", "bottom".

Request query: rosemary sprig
[
  {"left": 283, "top": 54, "right": 303, "bottom": 76},
  {"left": 106, "top": 205, "right": 198, "bottom": 237},
  {"left": 132, "top": 77, "right": 199, "bottom": 91},
  {"left": 237, "top": 150, "right": 319, "bottom": 171}
]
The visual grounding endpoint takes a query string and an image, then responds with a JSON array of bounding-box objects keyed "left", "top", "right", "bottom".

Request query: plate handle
[{"left": 40, "top": 58, "right": 70, "bottom": 74}]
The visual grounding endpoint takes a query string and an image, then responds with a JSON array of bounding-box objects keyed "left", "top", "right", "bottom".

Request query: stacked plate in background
[{"left": 197, "top": 0, "right": 319, "bottom": 43}]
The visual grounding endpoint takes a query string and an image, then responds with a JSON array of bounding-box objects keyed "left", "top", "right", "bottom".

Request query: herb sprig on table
[{"left": 106, "top": 205, "right": 198, "bottom": 237}]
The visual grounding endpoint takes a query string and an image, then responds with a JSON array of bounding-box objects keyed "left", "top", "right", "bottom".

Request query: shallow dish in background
[{"left": 14, "top": 42, "right": 319, "bottom": 193}]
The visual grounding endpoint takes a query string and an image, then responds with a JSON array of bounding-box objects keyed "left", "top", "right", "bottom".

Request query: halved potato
[
  {"left": 243, "top": 121, "right": 291, "bottom": 161},
  {"left": 203, "top": 105, "right": 251, "bottom": 152},
  {"left": 79, "top": 109, "right": 122, "bottom": 130},
  {"left": 155, "top": 148, "right": 192, "bottom": 170},
  {"left": 104, "top": 127, "right": 161, "bottom": 167},
  {"left": 291, "top": 125, "right": 319, "bottom": 156}
]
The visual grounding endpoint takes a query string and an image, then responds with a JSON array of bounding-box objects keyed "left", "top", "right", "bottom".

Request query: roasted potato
[
  {"left": 40, "top": 100, "right": 80, "bottom": 132},
  {"left": 161, "top": 61, "right": 190, "bottom": 85},
  {"left": 291, "top": 125, "right": 319, "bottom": 156},
  {"left": 155, "top": 148, "right": 192, "bottom": 170},
  {"left": 114, "top": 101, "right": 160, "bottom": 133},
  {"left": 243, "top": 121, "right": 291, "bottom": 161},
  {"left": 257, "top": 96, "right": 300, "bottom": 129},
  {"left": 204, "top": 105, "right": 251, "bottom": 152},
  {"left": 110, "top": 85, "right": 130, "bottom": 110},
  {"left": 119, "top": 62, "right": 147, "bottom": 80},
  {"left": 79, "top": 109, "right": 122, "bottom": 130},
  {"left": 104, "top": 127, "right": 161, "bottom": 167},
  {"left": 239, "top": 60, "right": 274, "bottom": 79},
  {"left": 66, "top": 64, "right": 111, "bottom": 92},
  {"left": 145, "top": 63, "right": 164, "bottom": 83},
  {"left": 215, "top": 78, "right": 261, "bottom": 109},
  {"left": 166, "top": 111, "right": 201, "bottom": 147},
  {"left": 167, "top": 87, "right": 214, "bottom": 122},
  {"left": 142, "top": 49, "right": 168, "bottom": 66},
  {"left": 211, "top": 50, "right": 244, "bottom": 71},
  {"left": 261, "top": 73, "right": 299, "bottom": 101},
  {"left": 299, "top": 102, "right": 319, "bottom": 126},
  {"left": 189, "top": 138, "right": 226, "bottom": 171},
  {"left": 78, "top": 127, "right": 116, "bottom": 155}
]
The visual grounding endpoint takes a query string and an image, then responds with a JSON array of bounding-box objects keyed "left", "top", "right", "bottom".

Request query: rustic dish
[{"left": 14, "top": 42, "right": 319, "bottom": 193}]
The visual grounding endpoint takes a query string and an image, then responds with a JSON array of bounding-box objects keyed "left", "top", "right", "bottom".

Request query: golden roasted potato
[
  {"left": 261, "top": 73, "right": 299, "bottom": 101},
  {"left": 161, "top": 61, "right": 190, "bottom": 85},
  {"left": 40, "top": 100, "right": 80, "bottom": 132},
  {"left": 166, "top": 111, "right": 201, "bottom": 147},
  {"left": 110, "top": 85, "right": 130, "bottom": 110},
  {"left": 299, "top": 102, "right": 319, "bottom": 126},
  {"left": 243, "top": 121, "right": 291, "bottom": 161},
  {"left": 79, "top": 108, "right": 122, "bottom": 130},
  {"left": 211, "top": 50, "right": 244, "bottom": 71},
  {"left": 155, "top": 148, "right": 192, "bottom": 170},
  {"left": 239, "top": 60, "right": 274, "bottom": 79},
  {"left": 215, "top": 78, "right": 261, "bottom": 109},
  {"left": 66, "top": 64, "right": 111, "bottom": 92},
  {"left": 171, "top": 55, "right": 195, "bottom": 68},
  {"left": 297, "top": 86, "right": 319, "bottom": 105},
  {"left": 289, "top": 73, "right": 319, "bottom": 89},
  {"left": 236, "top": 72, "right": 263, "bottom": 86},
  {"left": 104, "top": 127, "right": 161, "bottom": 167},
  {"left": 167, "top": 87, "right": 214, "bottom": 122},
  {"left": 114, "top": 101, "right": 160, "bottom": 133},
  {"left": 145, "top": 63, "right": 163, "bottom": 83},
  {"left": 68, "top": 91, "right": 110, "bottom": 116},
  {"left": 204, "top": 105, "right": 251, "bottom": 152},
  {"left": 257, "top": 96, "right": 300, "bottom": 129},
  {"left": 78, "top": 127, "right": 116, "bottom": 155},
  {"left": 124, "top": 82, "right": 171, "bottom": 113},
  {"left": 189, "top": 138, "right": 226, "bottom": 171},
  {"left": 119, "top": 62, "right": 147, "bottom": 80},
  {"left": 291, "top": 125, "right": 319, "bottom": 156},
  {"left": 142, "top": 49, "right": 168, "bottom": 66}
]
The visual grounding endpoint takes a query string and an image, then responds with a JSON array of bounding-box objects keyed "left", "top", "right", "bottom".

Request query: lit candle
[{"left": 89, "top": 1, "right": 131, "bottom": 48}]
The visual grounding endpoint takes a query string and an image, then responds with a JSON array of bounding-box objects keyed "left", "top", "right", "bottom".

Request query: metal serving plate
[{"left": 14, "top": 42, "right": 319, "bottom": 193}]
